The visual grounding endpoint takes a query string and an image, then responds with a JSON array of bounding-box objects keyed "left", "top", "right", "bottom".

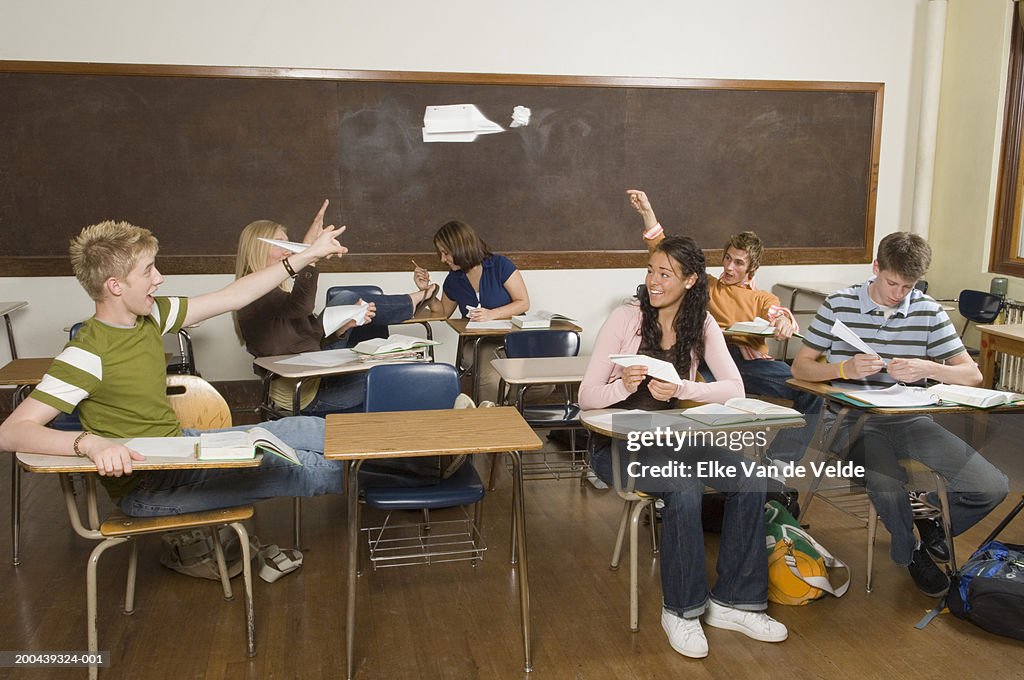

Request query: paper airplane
[
  {"left": 258, "top": 237, "right": 308, "bottom": 254},
  {"left": 422, "top": 104, "right": 504, "bottom": 143}
]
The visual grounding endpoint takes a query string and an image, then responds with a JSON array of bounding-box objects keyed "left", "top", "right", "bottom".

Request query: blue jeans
[
  {"left": 119, "top": 416, "right": 440, "bottom": 516},
  {"left": 829, "top": 413, "right": 1008, "bottom": 565},
  {"left": 323, "top": 291, "right": 413, "bottom": 351},
  {"left": 700, "top": 345, "right": 822, "bottom": 463},
  {"left": 590, "top": 434, "right": 768, "bottom": 618}
]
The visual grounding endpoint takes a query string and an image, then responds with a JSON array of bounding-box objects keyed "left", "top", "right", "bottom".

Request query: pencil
[{"left": 411, "top": 259, "right": 420, "bottom": 269}]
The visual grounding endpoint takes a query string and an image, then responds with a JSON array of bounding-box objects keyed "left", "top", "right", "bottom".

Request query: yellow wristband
[{"left": 838, "top": 360, "right": 848, "bottom": 380}]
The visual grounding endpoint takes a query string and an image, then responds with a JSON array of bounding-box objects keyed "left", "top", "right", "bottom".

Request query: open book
[
  {"left": 511, "top": 310, "right": 577, "bottom": 329},
  {"left": 726, "top": 317, "right": 775, "bottom": 335},
  {"left": 351, "top": 333, "right": 440, "bottom": 356},
  {"left": 925, "top": 383, "right": 1024, "bottom": 408},
  {"left": 322, "top": 301, "right": 370, "bottom": 336},
  {"left": 198, "top": 427, "right": 301, "bottom": 464},
  {"left": 608, "top": 354, "right": 683, "bottom": 386},
  {"left": 683, "top": 398, "right": 801, "bottom": 425}
]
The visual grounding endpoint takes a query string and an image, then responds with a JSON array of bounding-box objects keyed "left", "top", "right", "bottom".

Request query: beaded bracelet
[{"left": 73, "top": 431, "right": 90, "bottom": 458}]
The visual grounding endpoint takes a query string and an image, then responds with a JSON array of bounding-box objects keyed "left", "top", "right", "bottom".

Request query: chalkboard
[{"left": 0, "top": 63, "right": 882, "bottom": 276}]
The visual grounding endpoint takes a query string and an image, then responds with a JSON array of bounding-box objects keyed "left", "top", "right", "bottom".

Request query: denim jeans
[
  {"left": 323, "top": 291, "right": 414, "bottom": 351},
  {"left": 699, "top": 345, "right": 822, "bottom": 463},
  {"left": 119, "top": 416, "right": 344, "bottom": 517},
  {"left": 829, "top": 413, "right": 1008, "bottom": 565},
  {"left": 119, "top": 416, "right": 441, "bottom": 516},
  {"left": 590, "top": 434, "right": 768, "bottom": 618}
]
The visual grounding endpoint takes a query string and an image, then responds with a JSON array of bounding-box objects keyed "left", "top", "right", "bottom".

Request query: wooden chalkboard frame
[{"left": 0, "top": 61, "right": 882, "bottom": 276}]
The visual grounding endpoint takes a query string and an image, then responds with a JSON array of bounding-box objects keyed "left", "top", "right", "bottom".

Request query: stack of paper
[{"left": 422, "top": 104, "right": 504, "bottom": 143}]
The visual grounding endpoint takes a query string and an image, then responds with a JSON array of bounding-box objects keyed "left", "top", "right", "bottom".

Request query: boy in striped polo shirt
[{"left": 792, "top": 232, "right": 1008, "bottom": 597}]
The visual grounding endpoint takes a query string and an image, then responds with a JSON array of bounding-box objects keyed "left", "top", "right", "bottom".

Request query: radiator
[{"left": 997, "top": 299, "right": 1024, "bottom": 392}]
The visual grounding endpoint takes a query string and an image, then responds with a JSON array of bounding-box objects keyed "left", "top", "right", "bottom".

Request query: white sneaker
[
  {"left": 703, "top": 600, "right": 787, "bottom": 642},
  {"left": 661, "top": 608, "right": 708, "bottom": 658}
]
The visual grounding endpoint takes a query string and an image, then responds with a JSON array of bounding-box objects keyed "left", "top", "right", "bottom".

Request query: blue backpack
[{"left": 947, "top": 499, "right": 1024, "bottom": 641}]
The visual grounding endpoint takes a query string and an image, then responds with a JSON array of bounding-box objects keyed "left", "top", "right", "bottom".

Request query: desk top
[
  {"left": 324, "top": 407, "right": 542, "bottom": 461},
  {"left": 446, "top": 318, "right": 583, "bottom": 337},
  {"left": 581, "top": 407, "right": 805, "bottom": 439},
  {"left": 401, "top": 308, "right": 449, "bottom": 324},
  {"left": 977, "top": 323, "right": 1024, "bottom": 342},
  {"left": 490, "top": 356, "right": 590, "bottom": 385},
  {"left": 17, "top": 450, "right": 262, "bottom": 473},
  {"left": 785, "top": 377, "right": 1023, "bottom": 415},
  {"left": 0, "top": 301, "right": 27, "bottom": 316},
  {"left": 0, "top": 357, "right": 54, "bottom": 386},
  {"left": 253, "top": 350, "right": 426, "bottom": 380},
  {"left": 774, "top": 281, "right": 849, "bottom": 296}
]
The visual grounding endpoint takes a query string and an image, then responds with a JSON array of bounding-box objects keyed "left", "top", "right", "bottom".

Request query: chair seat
[
  {"left": 520, "top": 403, "right": 581, "bottom": 427},
  {"left": 363, "top": 461, "right": 485, "bottom": 511},
  {"left": 100, "top": 505, "right": 255, "bottom": 538}
]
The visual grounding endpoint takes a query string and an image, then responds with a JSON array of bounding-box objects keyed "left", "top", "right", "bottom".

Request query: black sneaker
[
  {"left": 914, "top": 517, "right": 950, "bottom": 563},
  {"left": 907, "top": 546, "right": 950, "bottom": 597}
]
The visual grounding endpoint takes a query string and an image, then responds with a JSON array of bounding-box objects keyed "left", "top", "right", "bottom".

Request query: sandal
[
  {"left": 257, "top": 544, "right": 304, "bottom": 583},
  {"left": 414, "top": 283, "right": 439, "bottom": 314}
]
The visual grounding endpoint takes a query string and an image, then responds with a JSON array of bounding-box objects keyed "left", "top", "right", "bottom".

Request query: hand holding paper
[
  {"left": 609, "top": 354, "right": 684, "bottom": 386},
  {"left": 322, "top": 301, "right": 370, "bottom": 336}
]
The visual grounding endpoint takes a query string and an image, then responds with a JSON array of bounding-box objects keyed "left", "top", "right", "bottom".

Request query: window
[{"left": 992, "top": 2, "right": 1024, "bottom": 277}]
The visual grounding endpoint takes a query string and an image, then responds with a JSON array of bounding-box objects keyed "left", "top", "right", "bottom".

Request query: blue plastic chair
[
  {"left": 359, "top": 363, "right": 486, "bottom": 568},
  {"left": 494, "top": 330, "right": 585, "bottom": 488},
  {"left": 324, "top": 285, "right": 389, "bottom": 348}
]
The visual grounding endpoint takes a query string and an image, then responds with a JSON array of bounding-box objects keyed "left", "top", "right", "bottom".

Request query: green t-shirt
[{"left": 31, "top": 297, "right": 189, "bottom": 497}]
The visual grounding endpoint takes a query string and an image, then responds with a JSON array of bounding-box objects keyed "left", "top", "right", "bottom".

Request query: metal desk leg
[
  {"left": 10, "top": 384, "right": 31, "bottom": 566},
  {"left": 346, "top": 460, "right": 363, "bottom": 680},
  {"left": 472, "top": 337, "right": 483, "bottom": 404},
  {"left": 4, "top": 313, "right": 17, "bottom": 360},
  {"left": 419, "top": 321, "right": 435, "bottom": 362},
  {"left": 509, "top": 450, "right": 533, "bottom": 673}
]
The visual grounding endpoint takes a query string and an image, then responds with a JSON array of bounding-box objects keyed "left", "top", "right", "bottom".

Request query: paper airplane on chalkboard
[{"left": 422, "top": 104, "right": 504, "bottom": 143}]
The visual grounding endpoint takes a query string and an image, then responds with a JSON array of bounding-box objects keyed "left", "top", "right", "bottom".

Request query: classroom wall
[
  {"left": 929, "top": 0, "right": 1018, "bottom": 327},
  {"left": 0, "top": 1, "right": 931, "bottom": 378}
]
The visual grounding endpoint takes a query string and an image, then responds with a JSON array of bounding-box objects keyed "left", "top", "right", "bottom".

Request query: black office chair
[
  {"left": 359, "top": 362, "right": 486, "bottom": 569},
  {"left": 324, "top": 285, "right": 389, "bottom": 349},
  {"left": 957, "top": 289, "right": 1004, "bottom": 356}
]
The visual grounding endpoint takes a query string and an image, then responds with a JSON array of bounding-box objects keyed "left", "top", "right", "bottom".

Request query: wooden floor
[{"left": 3, "top": 414, "right": 1024, "bottom": 679}]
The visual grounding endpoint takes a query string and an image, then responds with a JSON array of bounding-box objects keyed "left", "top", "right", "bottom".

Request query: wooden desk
[
  {"left": 1, "top": 357, "right": 55, "bottom": 566},
  {"left": 977, "top": 323, "right": 1024, "bottom": 389},
  {"left": 323, "top": 407, "right": 542, "bottom": 679},
  {"left": 447, "top": 318, "right": 583, "bottom": 402},
  {"left": 253, "top": 349, "right": 428, "bottom": 415},
  {"left": 491, "top": 355, "right": 590, "bottom": 403},
  {"left": 0, "top": 301, "right": 27, "bottom": 360}
]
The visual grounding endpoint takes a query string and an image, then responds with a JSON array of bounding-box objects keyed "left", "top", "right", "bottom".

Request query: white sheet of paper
[
  {"left": 466, "top": 320, "right": 513, "bottom": 330},
  {"left": 608, "top": 354, "right": 684, "bottom": 386},
  {"left": 322, "top": 302, "right": 370, "bottom": 336},
  {"left": 123, "top": 436, "right": 200, "bottom": 458},
  {"left": 844, "top": 384, "right": 938, "bottom": 407},
  {"left": 832, "top": 319, "right": 879, "bottom": 357},
  {"left": 276, "top": 349, "right": 360, "bottom": 367},
  {"left": 257, "top": 237, "right": 308, "bottom": 254},
  {"left": 422, "top": 104, "right": 504, "bottom": 143}
]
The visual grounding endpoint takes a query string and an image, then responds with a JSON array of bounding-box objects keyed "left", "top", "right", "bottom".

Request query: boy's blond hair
[{"left": 69, "top": 221, "right": 159, "bottom": 301}]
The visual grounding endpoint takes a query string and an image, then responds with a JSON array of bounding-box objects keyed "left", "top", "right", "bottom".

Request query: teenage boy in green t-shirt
[{"left": 0, "top": 215, "right": 349, "bottom": 515}]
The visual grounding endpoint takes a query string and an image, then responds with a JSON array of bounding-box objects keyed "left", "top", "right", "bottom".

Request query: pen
[{"left": 411, "top": 259, "right": 420, "bottom": 269}]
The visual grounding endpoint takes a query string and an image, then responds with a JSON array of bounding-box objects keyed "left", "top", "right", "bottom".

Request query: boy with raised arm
[
  {"left": 627, "top": 189, "right": 821, "bottom": 463},
  {"left": 790, "top": 231, "right": 1008, "bottom": 597},
  {"left": 0, "top": 210, "right": 350, "bottom": 516}
]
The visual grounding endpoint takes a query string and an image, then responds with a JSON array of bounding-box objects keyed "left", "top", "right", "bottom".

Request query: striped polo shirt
[{"left": 802, "top": 278, "right": 966, "bottom": 390}]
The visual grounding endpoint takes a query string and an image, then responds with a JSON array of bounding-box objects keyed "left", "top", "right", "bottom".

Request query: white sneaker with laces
[
  {"left": 703, "top": 600, "right": 788, "bottom": 642},
  {"left": 661, "top": 608, "right": 708, "bottom": 658}
]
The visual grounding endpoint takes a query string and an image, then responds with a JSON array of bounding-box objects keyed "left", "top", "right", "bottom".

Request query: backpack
[
  {"left": 764, "top": 500, "right": 850, "bottom": 605},
  {"left": 946, "top": 497, "right": 1024, "bottom": 641}
]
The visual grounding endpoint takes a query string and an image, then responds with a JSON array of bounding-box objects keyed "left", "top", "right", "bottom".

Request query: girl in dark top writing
[{"left": 414, "top": 220, "right": 531, "bottom": 402}]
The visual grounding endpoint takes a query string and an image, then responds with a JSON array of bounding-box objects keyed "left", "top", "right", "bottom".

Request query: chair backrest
[
  {"left": 958, "top": 289, "right": 1004, "bottom": 337},
  {"left": 914, "top": 279, "right": 929, "bottom": 294},
  {"left": 325, "top": 285, "right": 388, "bottom": 348},
  {"left": 364, "top": 363, "right": 460, "bottom": 413},
  {"left": 166, "top": 374, "right": 232, "bottom": 430},
  {"left": 503, "top": 330, "right": 581, "bottom": 359}
]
